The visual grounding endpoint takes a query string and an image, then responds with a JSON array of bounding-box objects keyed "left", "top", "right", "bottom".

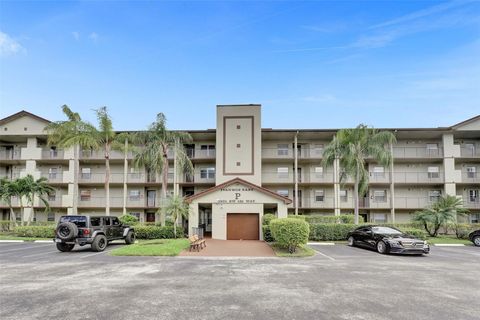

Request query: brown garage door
[{"left": 227, "top": 213, "right": 259, "bottom": 240}]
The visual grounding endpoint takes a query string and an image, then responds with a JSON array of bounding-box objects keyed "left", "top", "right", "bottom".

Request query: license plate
[{"left": 55, "top": 239, "right": 62, "bottom": 243}]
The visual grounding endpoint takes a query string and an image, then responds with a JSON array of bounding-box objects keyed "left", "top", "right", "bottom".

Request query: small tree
[
  {"left": 119, "top": 213, "right": 139, "bottom": 225},
  {"left": 0, "top": 178, "right": 20, "bottom": 227},
  {"left": 413, "top": 195, "right": 469, "bottom": 237},
  {"left": 22, "top": 175, "right": 55, "bottom": 225},
  {"left": 164, "top": 195, "right": 189, "bottom": 238}
]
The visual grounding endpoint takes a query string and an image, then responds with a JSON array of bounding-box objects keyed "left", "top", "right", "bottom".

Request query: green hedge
[
  {"left": 0, "top": 220, "right": 55, "bottom": 232},
  {"left": 134, "top": 225, "right": 185, "bottom": 239},
  {"left": 262, "top": 214, "right": 276, "bottom": 226},
  {"left": 119, "top": 214, "right": 139, "bottom": 225},
  {"left": 287, "top": 215, "right": 306, "bottom": 220},
  {"left": 304, "top": 214, "right": 359, "bottom": 224},
  {"left": 270, "top": 218, "right": 310, "bottom": 253},
  {"left": 14, "top": 226, "right": 56, "bottom": 238},
  {"left": 397, "top": 228, "right": 427, "bottom": 240},
  {"left": 262, "top": 225, "right": 274, "bottom": 242}
]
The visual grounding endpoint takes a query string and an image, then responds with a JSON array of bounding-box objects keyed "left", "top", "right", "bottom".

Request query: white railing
[
  {"left": 394, "top": 172, "right": 444, "bottom": 184},
  {"left": 393, "top": 146, "right": 443, "bottom": 158},
  {"left": 0, "top": 149, "right": 21, "bottom": 160},
  {"left": 41, "top": 149, "right": 65, "bottom": 159},
  {"left": 78, "top": 173, "right": 125, "bottom": 184},
  {"left": 460, "top": 146, "right": 480, "bottom": 158},
  {"left": 261, "top": 147, "right": 323, "bottom": 159},
  {"left": 40, "top": 173, "right": 64, "bottom": 183},
  {"left": 462, "top": 172, "right": 480, "bottom": 183}
]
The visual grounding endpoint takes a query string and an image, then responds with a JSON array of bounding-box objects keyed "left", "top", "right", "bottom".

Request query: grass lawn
[
  {"left": 0, "top": 234, "right": 51, "bottom": 241},
  {"left": 270, "top": 243, "right": 316, "bottom": 257},
  {"left": 109, "top": 239, "right": 190, "bottom": 256},
  {"left": 426, "top": 236, "right": 471, "bottom": 245}
]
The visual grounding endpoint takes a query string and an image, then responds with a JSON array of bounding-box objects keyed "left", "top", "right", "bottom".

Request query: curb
[
  {"left": 34, "top": 240, "right": 53, "bottom": 243},
  {"left": 307, "top": 242, "right": 335, "bottom": 245},
  {"left": 433, "top": 244, "right": 466, "bottom": 247},
  {"left": 0, "top": 240, "right": 24, "bottom": 243}
]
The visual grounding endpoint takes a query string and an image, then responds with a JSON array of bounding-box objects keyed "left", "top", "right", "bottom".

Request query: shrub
[
  {"left": 309, "top": 224, "right": 356, "bottom": 241},
  {"left": 287, "top": 215, "right": 306, "bottom": 220},
  {"left": 119, "top": 214, "right": 139, "bottom": 225},
  {"left": 270, "top": 218, "right": 309, "bottom": 253},
  {"left": 397, "top": 228, "right": 427, "bottom": 240},
  {"left": 452, "top": 223, "right": 475, "bottom": 239},
  {"left": 262, "top": 225, "right": 274, "bottom": 242},
  {"left": 262, "top": 214, "right": 276, "bottom": 225},
  {"left": 304, "top": 214, "right": 358, "bottom": 224},
  {"left": 14, "top": 226, "right": 55, "bottom": 238},
  {"left": 134, "top": 225, "right": 185, "bottom": 239}
]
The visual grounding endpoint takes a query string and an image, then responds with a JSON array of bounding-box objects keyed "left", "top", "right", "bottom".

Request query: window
[
  {"left": 49, "top": 147, "right": 58, "bottom": 158},
  {"left": 200, "top": 167, "right": 215, "bottom": 179},
  {"left": 466, "top": 166, "right": 476, "bottom": 178},
  {"left": 314, "top": 190, "right": 324, "bottom": 202},
  {"left": 277, "top": 189, "right": 289, "bottom": 197},
  {"left": 80, "top": 190, "right": 91, "bottom": 201},
  {"left": 373, "top": 166, "right": 384, "bottom": 178},
  {"left": 277, "top": 167, "right": 289, "bottom": 178},
  {"left": 373, "top": 213, "right": 387, "bottom": 223},
  {"left": 236, "top": 162, "right": 241, "bottom": 166},
  {"left": 428, "top": 190, "right": 441, "bottom": 202},
  {"left": 373, "top": 190, "right": 387, "bottom": 202},
  {"left": 112, "top": 217, "right": 120, "bottom": 226},
  {"left": 277, "top": 144, "right": 289, "bottom": 156},
  {"left": 47, "top": 212, "right": 55, "bottom": 222},
  {"left": 200, "top": 145, "right": 215, "bottom": 156},
  {"left": 313, "top": 144, "right": 324, "bottom": 156},
  {"left": 48, "top": 191, "right": 56, "bottom": 202},
  {"left": 340, "top": 190, "right": 348, "bottom": 202},
  {"left": 90, "top": 217, "right": 101, "bottom": 227},
  {"left": 469, "top": 189, "right": 479, "bottom": 202},
  {"left": 465, "top": 143, "right": 475, "bottom": 156},
  {"left": 129, "top": 212, "right": 141, "bottom": 220},
  {"left": 427, "top": 166, "right": 440, "bottom": 179},
  {"left": 314, "top": 167, "right": 323, "bottom": 178},
  {"left": 103, "top": 217, "right": 111, "bottom": 226},
  {"left": 81, "top": 167, "right": 91, "bottom": 179},
  {"left": 49, "top": 167, "right": 58, "bottom": 179},
  {"left": 129, "top": 190, "right": 141, "bottom": 201},
  {"left": 471, "top": 213, "right": 480, "bottom": 223}
]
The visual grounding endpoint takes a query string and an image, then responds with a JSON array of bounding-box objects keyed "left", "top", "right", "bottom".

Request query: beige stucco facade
[{"left": 1, "top": 107, "right": 479, "bottom": 233}]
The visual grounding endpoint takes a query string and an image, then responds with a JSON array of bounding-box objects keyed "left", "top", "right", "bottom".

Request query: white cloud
[
  {"left": 0, "top": 31, "right": 25, "bottom": 56},
  {"left": 72, "top": 31, "right": 80, "bottom": 40},
  {"left": 88, "top": 32, "right": 99, "bottom": 42}
]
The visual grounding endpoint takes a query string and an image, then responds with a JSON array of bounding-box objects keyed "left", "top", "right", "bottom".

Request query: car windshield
[
  {"left": 372, "top": 227, "right": 403, "bottom": 235},
  {"left": 60, "top": 216, "right": 87, "bottom": 228}
]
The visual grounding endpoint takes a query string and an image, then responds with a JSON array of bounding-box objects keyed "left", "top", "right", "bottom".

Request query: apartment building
[{"left": 1, "top": 106, "right": 479, "bottom": 240}]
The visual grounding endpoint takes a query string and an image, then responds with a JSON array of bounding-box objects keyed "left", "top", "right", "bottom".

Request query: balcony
[
  {"left": 262, "top": 172, "right": 294, "bottom": 184},
  {"left": 393, "top": 172, "right": 444, "bottom": 184},
  {"left": 368, "top": 172, "right": 390, "bottom": 184},
  {"left": 460, "top": 146, "right": 480, "bottom": 158},
  {"left": 464, "top": 199, "right": 480, "bottom": 209},
  {"left": 1, "top": 171, "right": 22, "bottom": 180},
  {"left": 394, "top": 197, "right": 435, "bottom": 209},
  {"left": 392, "top": 146, "right": 443, "bottom": 159},
  {"left": 40, "top": 173, "right": 64, "bottom": 183},
  {"left": 0, "top": 149, "right": 21, "bottom": 160},
  {"left": 78, "top": 196, "right": 124, "bottom": 208},
  {"left": 78, "top": 173, "right": 124, "bottom": 184},
  {"left": 40, "top": 196, "right": 63, "bottom": 207},
  {"left": 461, "top": 172, "right": 480, "bottom": 184},
  {"left": 41, "top": 149, "right": 65, "bottom": 160},
  {"left": 80, "top": 150, "right": 125, "bottom": 160},
  {"left": 298, "top": 197, "right": 335, "bottom": 208},
  {"left": 261, "top": 148, "right": 323, "bottom": 159}
]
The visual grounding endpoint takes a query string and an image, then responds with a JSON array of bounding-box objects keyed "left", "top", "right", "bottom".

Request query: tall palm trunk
[
  {"left": 9, "top": 206, "right": 17, "bottom": 228},
  {"left": 160, "top": 149, "right": 168, "bottom": 226},
  {"left": 354, "top": 163, "right": 360, "bottom": 225},
  {"left": 19, "top": 197, "right": 24, "bottom": 226},
  {"left": 105, "top": 145, "right": 111, "bottom": 216},
  {"left": 72, "top": 146, "right": 79, "bottom": 215}
]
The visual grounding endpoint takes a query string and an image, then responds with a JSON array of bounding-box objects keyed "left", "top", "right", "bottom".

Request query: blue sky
[{"left": 0, "top": 0, "right": 479, "bottom": 130}]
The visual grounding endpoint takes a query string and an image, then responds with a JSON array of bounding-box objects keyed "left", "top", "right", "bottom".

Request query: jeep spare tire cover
[{"left": 56, "top": 222, "right": 78, "bottom": 240}]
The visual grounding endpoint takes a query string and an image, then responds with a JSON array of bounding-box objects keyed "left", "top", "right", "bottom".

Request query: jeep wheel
[
  {"left": 91, "top": 235, "right": 107, "bottom": 252},
  {"left": 125, "top": 230, "right": 135, "bottom": 245},
  {"left": 56, "top": 243, "right": 75, "bottom": 252},
  {"left": 56, "top": 222, "right": 78, "bottom": 241}
]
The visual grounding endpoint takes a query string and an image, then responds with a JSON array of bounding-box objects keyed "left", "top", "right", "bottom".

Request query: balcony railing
[
  {"left": 78, "top": 196, "right": 125, "bottom": 208},
  {"left": 40, "top": 173, "right": 64, "bottom": 183},
  {"left": 0, "top": 149, "right": 21, "bottom": 160},
  {"left": 78, "top": 173, "right": 124, "bottom": 184},
  {"left": 463, "top": 199, "right": 480, "bottom": 209},
  {"left": 460, "top": 146, "right": 480, "bottom": 158},
  {"left": 394, "top": 197, "right": 436, "bottom": 209},
  {"left": 393, "top": 172, "right": 444, "bottom": 184},
  {"left": 261, "top": 148, "right": 323, "bottom": 159},
  {"left": 1, "top": 171, "right": 22, "bottom": 180},
  {"left": 80, "top": 150, "right": 125, "bottom": 160},
  {"left": 392, "top": 146, "right": 443, "bottom": 158},
  {"left": 462, "top": 172, "right": 480, "bottom": 183},
  {"left": 41, "top": 149, "right": 65, "bottom": 159}
]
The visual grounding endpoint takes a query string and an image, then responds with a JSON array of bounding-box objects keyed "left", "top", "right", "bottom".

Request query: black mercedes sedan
[{"left": 347, "top": 225, "right": 429, "bottom": 255}]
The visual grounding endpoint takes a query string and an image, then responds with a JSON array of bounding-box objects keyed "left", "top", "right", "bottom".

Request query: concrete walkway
[{"left": 179, "top": 239, "right": 275, "bottom": 257}]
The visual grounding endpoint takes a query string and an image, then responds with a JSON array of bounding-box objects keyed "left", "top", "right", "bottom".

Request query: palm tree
[
  {"left": 0, "top": 178, "right": 20, "bottom": 227},
  {"left": 23, "top": 175, "right": 55, "bottom": 225},
  {"left": 45, "top": 105, "right": 129, "bottom": 215},
  {"left": 322, "top": 124, "right": 396, "bottom": 224},
  {"left": 413, "top": 195, "right": 469, "bottom": 237},
  {"left": 45, "top": 105, "right": 84, "bottom": 215},
  {"left": 132, "top": 113, "right": 193, "bottom": 226},
  {"left": 164, "top": 194, "right": 190, "bottom": 238}
]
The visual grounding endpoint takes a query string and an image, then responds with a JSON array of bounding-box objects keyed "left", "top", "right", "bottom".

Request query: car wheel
[
  {"left": 125, "top": 231, "right": 135, "bottom": 245},
  {"left": 91, "top": 235, "right": 107, "bottom": 252},
  {"left": 347, "top": 236, "right": 355, "bottom": 247},
  {"left": 376, "top": 241, "right": 388, "bottom": 254},
  {"left": 473, "top": 236, "right": 480, "bottom": 247},
  {"left": 56, "top": 243, "right": 75, "bottom": 252}
]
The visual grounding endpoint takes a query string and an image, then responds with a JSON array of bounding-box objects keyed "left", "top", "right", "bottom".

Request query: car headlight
[{"left": 388, "top": 240, "right": 403, "bottom": 247}]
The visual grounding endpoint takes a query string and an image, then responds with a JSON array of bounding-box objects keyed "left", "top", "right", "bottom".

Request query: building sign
[{"left": 217, "top": 187, "right": 256, "bottom": 204}]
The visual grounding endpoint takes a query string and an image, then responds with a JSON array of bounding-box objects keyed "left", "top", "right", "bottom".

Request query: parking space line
[
  {"left": 22, "top": 250, "right": 59, "bottom": 258},
  {"left": 0, "top": 244, "right": 51, "bottom": 254},
  {"left": 313, "top": 249, "right": 336, "bottom": 261}
]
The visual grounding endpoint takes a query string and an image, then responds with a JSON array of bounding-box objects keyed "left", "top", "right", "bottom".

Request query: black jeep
[{"left": 54, "top": 215, "right": 135, "bottom": 252}]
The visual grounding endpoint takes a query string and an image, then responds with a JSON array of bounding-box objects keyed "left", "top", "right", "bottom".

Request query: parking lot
[{"left": 1, "top": 242, "right": 479, "bottom": 320}]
